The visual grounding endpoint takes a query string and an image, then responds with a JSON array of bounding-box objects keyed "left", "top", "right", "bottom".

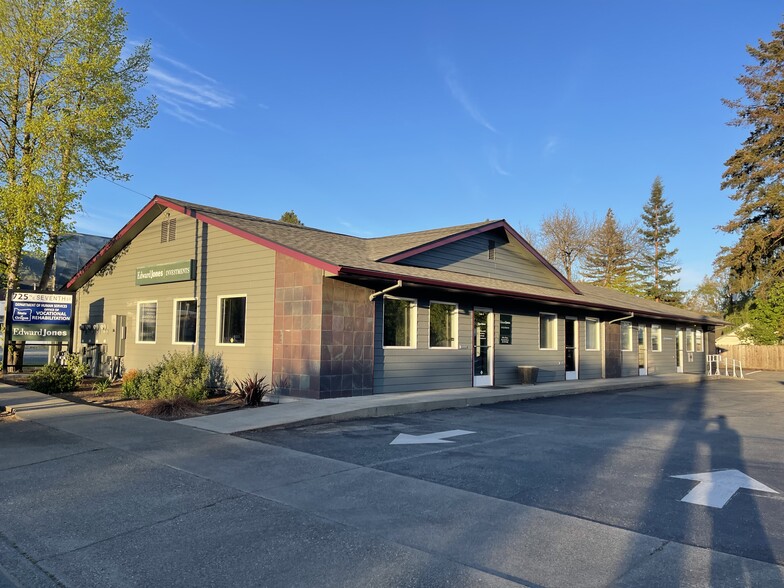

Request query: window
[
  {"left": 686, "top": 328, "right": 695, "bottom": 352},
  {"left": 539, "top": 313, "right": 557, "bottom": 350},
  {"left": 620, "top": 321, "right": 633, "bottom": 351},
  {"left": 218, "top": 296, "right": 246, "bottom": 344},
  {"left": 429, "top": 302, "right": 457, "bottom": 348},
  {"left": 174, "top": 299, "right": 197, "bottom": 344},
  {"left": 696, "top": 329, "right": 704, "bottom": 352},
  {"left": 651, "top": 324, "right": 661, "bottom": 352},
  {"left": 137, "top": 301, "right": 157, "bottom": 343},
  {"left": 585, "top": 318, "right": 600, "bottom": 351},
  {"left": 383, "top": 296, "right": 416, "bottom": 347}
]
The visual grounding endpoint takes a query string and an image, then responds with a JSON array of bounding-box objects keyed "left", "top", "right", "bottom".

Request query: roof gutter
[
  {"left": 369, "top": 280, "right": 403, "bottom": 301},
  {"left": 608, "top": 312, "right": 635, "bottom": 324}
]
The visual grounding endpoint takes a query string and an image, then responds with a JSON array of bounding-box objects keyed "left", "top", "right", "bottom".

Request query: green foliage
[
  {"left": 29, "top": 363, "right": 77, "bottom": 394},
  {"left": 745, "top": 282, "right": 784, "bottom": 344},
  {"left": 0, "top": 0, "right": 156, "bottom": 288},
  {"left": 232, "top": 373, "right": 270, "bottom": 406},
  {"left": 581, "top": 209, "right": 641, "bottom": 294},
  {"left": 92, "top": 377, "right": 113, "bottom": 395},
  {"left": 279, "top": 210, "right": 304, "bottom": 226},
  {"left": 62, "top": 353, "right": 89, "bottom": 383},
  {"left": 718, "top": 20, "right": 784, "bottom": 297},
  {"left": 638, "top": 176, "right": 682, "bottom": 303},
  {"left": 121, "top": 352, "right": 227, "bottom": 402}
]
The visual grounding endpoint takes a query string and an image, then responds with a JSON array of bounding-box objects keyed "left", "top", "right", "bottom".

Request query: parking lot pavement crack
[
  {"left": 35, "top": 494, "right": 246, "bottom": 563},
  {"left": 0, "top": 447, "right": 104, "bottom": 473},
  {"left": 0, "top": 529, "right": 65, "bottom": 587}
]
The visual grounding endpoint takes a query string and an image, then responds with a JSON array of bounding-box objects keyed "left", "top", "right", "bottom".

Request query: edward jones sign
[
  {"left": 9, "top": 292, "right": 74, "bottom": 342},
  {"left": 136, "top": 260, "right": 195, "bottom": 286}
]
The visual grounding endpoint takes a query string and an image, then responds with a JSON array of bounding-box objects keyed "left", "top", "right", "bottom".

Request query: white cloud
[
  {"left": 544, "top": 136, "right": 559, "bottom": 155},
  {"left": 146, "top": 47, "right": 234, "bottom": 127},
  {"left": 440, "top": 59, "right": 497, "bottom": 133}
]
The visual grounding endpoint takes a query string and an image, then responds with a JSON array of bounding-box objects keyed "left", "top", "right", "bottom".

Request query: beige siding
[{"left": 74, "top": 211, "right": 275, "bottom": 381}]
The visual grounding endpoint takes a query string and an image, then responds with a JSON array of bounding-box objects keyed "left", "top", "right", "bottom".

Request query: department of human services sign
[
  {"left": 8, "top": 291, "right": 74, "bottom": 343},
  {"left": 136, "top": 260, "right": 195, "bottom": 286}
]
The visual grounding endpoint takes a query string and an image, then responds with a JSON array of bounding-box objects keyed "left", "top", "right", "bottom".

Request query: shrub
[
  {"left": 121, "top": 352, "right": 228, "bottom": 402},
  {"left": 62, "top": 353, "right": 89, "bottom": 383},
  {"left": 232, "top": 373, "right": 270, "bottom": 406},
  {"left": 137, "top": 396, "right": 199, "bottom": 419},
  {"left": 29, "top": 363, "right": 77, "bottom": 395},
  {"left": 93, "top": 377, "right": 113, "bottom": 395}
]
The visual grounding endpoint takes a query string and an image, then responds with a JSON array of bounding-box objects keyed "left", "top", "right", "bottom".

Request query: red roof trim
[
  {"left": 379, "top": 219, "right": 580, "bottom": 295},
  {"left": 339, "top": 266, "right": 719, "bottom": 325},
  {"left": 155, "top": 197, "right": 342, "bottom": 274},
  {"left": 65, "top": 198, "right": 163, "bottom": 290}
]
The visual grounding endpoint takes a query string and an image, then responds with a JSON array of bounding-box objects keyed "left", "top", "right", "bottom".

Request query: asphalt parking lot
[{"left": 240, "top": 375, "right": 784, "bottom": 576}]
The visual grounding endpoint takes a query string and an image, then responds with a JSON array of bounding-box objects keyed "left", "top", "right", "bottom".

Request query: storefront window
[
  {"left": 539, "top": 313, "right": 557, "bottom": 350},
  {"left": 219, "top": 296, "right": 246, "bottom": 344},
  {"left": 651, "top": 325, "right": 661, "bottom": 351},
  {"left": 429, "top": 302, "right": 457, "bottom": 348},
  {"left": 175, "top": 299, "right": 197, "bottom": 343},
  {"left": 384, "top": 297, "right": 415, "bottom": 347},
  {"left": 137, "top": 301, "right": 157, "bottom": 343},
  {"left": 621, "top": 321, "right": 633, "bottom": 351},
  {"left": 585, "top": 318, "right": 600, "bottom": 350}
]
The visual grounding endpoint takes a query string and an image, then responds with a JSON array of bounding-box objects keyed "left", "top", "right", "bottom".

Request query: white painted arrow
[
  {"left": 671, "top": 469, "right": 778, "bottom": 508},
  {"left": 390, "top": 430, "right": 475, "bottom": 445}
]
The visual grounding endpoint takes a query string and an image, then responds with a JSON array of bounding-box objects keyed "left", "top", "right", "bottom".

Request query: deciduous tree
[{"left": 538, "top": 205, "right": 594, "bottom": 281}]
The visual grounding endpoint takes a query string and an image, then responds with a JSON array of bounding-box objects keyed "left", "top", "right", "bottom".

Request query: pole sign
[{"left": 8, "top": 291, "right": 74, "bottom": 343}]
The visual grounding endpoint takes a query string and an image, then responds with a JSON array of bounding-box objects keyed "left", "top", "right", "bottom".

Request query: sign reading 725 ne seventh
[{"left": 8, "top": 291, "right": 74, "bottom": 342}]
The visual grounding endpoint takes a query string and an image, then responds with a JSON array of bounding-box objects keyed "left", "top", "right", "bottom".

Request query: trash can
[{"left": 518, "top": 366, "right": 538, "bottom": 385}]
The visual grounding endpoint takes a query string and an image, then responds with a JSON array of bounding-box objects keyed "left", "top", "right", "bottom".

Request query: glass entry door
[
  {"left": 638, "top": 325, "right": 647, "bottom": 376},
  {"left": 565, "top": 317, "right": 577, "bottom": 380},
  {"left": 473, "top": 308, "right": 493, "bottom": 386}
]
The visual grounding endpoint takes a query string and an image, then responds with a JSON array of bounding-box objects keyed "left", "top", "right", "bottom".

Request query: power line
[{"left": 98, "top": 176, "right": 152, "bottom": 201}]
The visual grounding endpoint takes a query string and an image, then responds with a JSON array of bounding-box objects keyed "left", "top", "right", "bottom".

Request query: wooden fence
[{"left": 721, "top": 345, "right": 784, "bottom": 371}]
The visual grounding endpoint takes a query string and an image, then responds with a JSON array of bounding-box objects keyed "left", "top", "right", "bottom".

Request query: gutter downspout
[
  {"left": 369, "top": 280, "right": 403, "bottom": 301},
  {"left": 608, "top": 312, "right": 634, "bottom": 324}
]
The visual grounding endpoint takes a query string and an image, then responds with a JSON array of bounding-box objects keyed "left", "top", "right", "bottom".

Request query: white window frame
[
  {"left": 428, "top": 301, "right": 458, "bottom": 349},
  {"left": 651, "top": 324, "right": 662, "bottom": 352},
  {"left": 539, "top": 313, "right": 558, "bottom": 350},
  {"left": 172, "top": 298, "right": 197, "bottom": 345},
  {"left": 620, "top": 321, "right": 633, "bottom": 351},
  {"left": 136, "top": 301, "right": 158, "bottom": 344},
  {"left": 216, "top": 294, "right": 247, "bottom": 346},
  {"left": 382, "top": 295, "right": 417, "bottom": 349},
  {"left": 585, "top": 317, "right": 600, "bottom": 351},
  {"left": 686, "top": 328, "right": 695, "bottom": 352},
  {"left": 696, "top": 329, "right": 704, "bottom": 352}
]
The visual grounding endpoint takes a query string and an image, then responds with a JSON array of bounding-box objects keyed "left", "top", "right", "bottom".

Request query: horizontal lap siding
[
  {"left": 373, "top": 297, "right": 472, "bottom": 394},
  {"left": 74, "top": 212, "right": 274, "bottom": 381},
  {"left": 400, "top": 233, "right": 566, "bottom": 290},
  {"left": 494, "top": 311, "right": 564, "bottom": 384},
  {"left": 578, "top": 320, "right": 603, "bottom": 380}
]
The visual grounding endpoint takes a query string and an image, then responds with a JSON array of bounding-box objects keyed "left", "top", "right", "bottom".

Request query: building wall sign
[
  {"left": 8, "top": 291, "right": 74, "bottom": 342},
  {"left": 136, "top": 260, "right": 195, "bottom": 286},
  {"left": 499, "top": 314, "right": 512, "bottom": 345}
]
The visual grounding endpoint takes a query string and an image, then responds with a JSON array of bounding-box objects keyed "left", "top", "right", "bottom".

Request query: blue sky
[{"left": 77, "top": 1, "right": 783, "bottom": 290}]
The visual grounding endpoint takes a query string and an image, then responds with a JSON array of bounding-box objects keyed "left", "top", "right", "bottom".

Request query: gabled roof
[{"left": 65, "top": 195, "right": 723, "bottom": 326}]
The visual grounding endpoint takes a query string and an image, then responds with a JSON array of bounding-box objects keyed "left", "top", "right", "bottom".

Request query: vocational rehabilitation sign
[{"left": 7, "top": 291, "right": 74, "bottom": 343}]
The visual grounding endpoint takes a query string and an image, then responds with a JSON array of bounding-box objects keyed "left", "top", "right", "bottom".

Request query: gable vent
[
  {"left": 161, "top": 219, "right": 177, "bottom": 243},
  {"left": 488, "top": 240, "right": 496, "bottom": 260}
]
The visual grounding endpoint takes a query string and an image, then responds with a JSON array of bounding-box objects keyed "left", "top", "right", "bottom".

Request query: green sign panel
[{"left": 136, "top": 260, "right": 195, "bottom": 286}]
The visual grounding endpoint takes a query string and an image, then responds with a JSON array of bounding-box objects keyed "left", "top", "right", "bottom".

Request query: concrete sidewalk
[{"left": 177, "top": 373, "right": 705, "bottom": 434}]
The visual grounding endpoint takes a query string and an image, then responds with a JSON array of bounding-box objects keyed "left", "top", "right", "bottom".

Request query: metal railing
[{"left": 706, "top": 354, "right": 744, "bottom": 378}]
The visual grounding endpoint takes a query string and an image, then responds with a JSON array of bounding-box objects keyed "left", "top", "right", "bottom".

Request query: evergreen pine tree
[
  {"left": 717, "top": 19, "right": 784, "bottom": 297},
  {"left": 638, "top": 176, "right": 682, "bottom": 303},
  {"left": 581, "top": 209, "right": 639, "bottom": 294}
]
